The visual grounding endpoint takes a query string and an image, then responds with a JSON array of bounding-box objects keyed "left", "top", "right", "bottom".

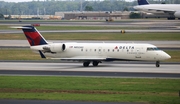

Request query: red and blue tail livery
[
  {"left": 137, "top": 0, "right": 149, "bottom": 5},
  {"left": 21, "top": 26, "right": 48, "bottom": 46}
]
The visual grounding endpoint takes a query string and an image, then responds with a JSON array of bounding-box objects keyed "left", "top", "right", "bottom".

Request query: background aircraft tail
[
  {"left": 20, "top": 26, "right": 48, "bottom": 46},
  {"left": 138, "top": 0, "right": 149, "bottom": 5}
]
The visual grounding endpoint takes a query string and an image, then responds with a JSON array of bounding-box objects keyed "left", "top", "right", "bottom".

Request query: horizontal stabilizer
[{"left": 10, "top": 26, "right": 32, "bottom": 29}]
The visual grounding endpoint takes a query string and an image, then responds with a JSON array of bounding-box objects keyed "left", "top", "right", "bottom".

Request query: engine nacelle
[
  {"left": 49, "top": 43, "right": 66, "bottom": 53},
  {"left": 174, "top": 11, "right": 180, "bottom": 18}
]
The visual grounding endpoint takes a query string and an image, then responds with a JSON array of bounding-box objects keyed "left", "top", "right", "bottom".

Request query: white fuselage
[
  {"left": 31, "top": 43, "right": 171, "bottom": 61},
  {"left": 134, "top": 4, "right": 180, "bottom": 17}
]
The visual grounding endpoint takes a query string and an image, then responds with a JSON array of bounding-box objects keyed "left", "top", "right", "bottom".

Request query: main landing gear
[
  {"left": 83, "top": 62, "right": 90, "bottom": 67},
  {"left": 83, "top": 61, "right": 161, "bottom": 67},
  {"left": 156, "top": 61, "right": 160, "bottom": 67},
  {"left": 167, "top": 17, "right": 175, "bottom": 20},
  {"left": 92, "top": 61, "right": 99, "bottom": 66},
  {"left": 83, "top": 61, "right": 100, "bottom": 67}
]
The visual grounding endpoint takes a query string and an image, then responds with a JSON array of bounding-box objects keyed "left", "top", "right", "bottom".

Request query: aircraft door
[{"left": 135, "top": 47, "right": 142, "bottom": 58}]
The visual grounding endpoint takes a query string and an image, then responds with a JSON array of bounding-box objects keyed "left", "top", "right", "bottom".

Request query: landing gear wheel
[
  {"left": 156, "top": 61, "right": 160, "bottom": 67},
  {"left": 167, "top": 17, "right": 175, "bottom": 20},
  {"left": 83, "top": 62, "right": 90, "bottom": 67},
  {"left": 92, "top": 61, "right": 99, "bottom": 66}
]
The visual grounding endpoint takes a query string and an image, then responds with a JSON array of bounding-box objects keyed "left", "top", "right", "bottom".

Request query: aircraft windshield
[{"left": 147, "top": 47, "right": 160, "bottom": 51}]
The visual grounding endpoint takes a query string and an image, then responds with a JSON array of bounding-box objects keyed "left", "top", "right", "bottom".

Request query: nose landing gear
[{"left": 156, "top": 61, "right": 160, "bottom": 67}]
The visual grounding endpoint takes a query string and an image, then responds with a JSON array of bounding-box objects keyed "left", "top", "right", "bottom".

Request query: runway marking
[{"left": 0, "top": 62, "right": 179, "bottom": 74}]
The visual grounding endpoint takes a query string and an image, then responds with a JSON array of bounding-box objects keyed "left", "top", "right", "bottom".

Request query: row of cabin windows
[
  {"left": 81, "top": 49, "right": 133, "bottom": 52},
  {"left": 80, "top": 47, "right": 160, "bottom": 52}
]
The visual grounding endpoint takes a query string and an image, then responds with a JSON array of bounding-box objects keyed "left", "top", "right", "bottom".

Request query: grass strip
[
  {"left": 0, "top": 49, "right": 43, "bottom": 60},
  {"left": 1, "top": 32, "right": 180, "bottom": 40},
  {"left": 0, "top": 76, "right": 180, "bottom": 104},
  {"left": 0, "top": 49, "right": 179, "bottom": 62},
  {"left": 36, "top": 26, "right": 144, "bottom": 30},
  {"left": 165, "top": 50, "right": 180, "bottom": 62}
]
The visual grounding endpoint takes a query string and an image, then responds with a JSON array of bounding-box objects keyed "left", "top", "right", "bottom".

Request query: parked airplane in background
[
  {"left": 134, "top": 0, "right": 180, "bottom": 20},
  {"left": 15, "top": 25, "right": 171, "bottom": 67}
]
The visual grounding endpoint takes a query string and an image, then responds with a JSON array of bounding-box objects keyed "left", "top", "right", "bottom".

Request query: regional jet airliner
[{"left": 15, "top": 25, "right": 171, "bottom": 67}]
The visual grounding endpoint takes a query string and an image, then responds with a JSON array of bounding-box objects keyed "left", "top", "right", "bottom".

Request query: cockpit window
[{"left": 147, "top": 47, "right": 160, "bottom": 51}]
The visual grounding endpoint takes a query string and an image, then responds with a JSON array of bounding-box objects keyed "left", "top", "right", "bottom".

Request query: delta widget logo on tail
[{"left": 22, "top": 26, "right": 47, "bottom": 46}]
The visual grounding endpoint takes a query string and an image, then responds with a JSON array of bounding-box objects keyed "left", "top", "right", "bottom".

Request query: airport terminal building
[
  {"left": 55, "top": 11, "right": 130, "bottom": 20},
  {"left": 4, "top": 11, "right": 170, "bottom": 20}
]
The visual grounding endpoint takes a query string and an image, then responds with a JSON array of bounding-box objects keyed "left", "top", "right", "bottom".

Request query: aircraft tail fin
[
  {"left": 138, "top": 0, "right": 149, "bottom": 5},
  {"left": 16, "top": 25, "right": 48, "bottom": 46}
]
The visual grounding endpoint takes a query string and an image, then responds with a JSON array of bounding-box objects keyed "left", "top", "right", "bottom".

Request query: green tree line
[{"left": 0, "top": 0, "right": 179, "bottom": 15}]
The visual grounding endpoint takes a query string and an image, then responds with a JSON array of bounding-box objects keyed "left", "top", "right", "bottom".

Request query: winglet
[{"left": 38, "top": 50, "right": 46, "bottom": 58}]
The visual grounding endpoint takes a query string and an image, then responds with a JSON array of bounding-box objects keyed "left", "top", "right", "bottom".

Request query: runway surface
[
  {"left": 0, "top": 19, "right": 180, "bottom": 34},
  {"left": 0, "top": 62, "right": 179, "bottom": 78},
  {"left": 1, "top": 19, "right": 179, "bottom": 28},
  {"left": 0, "top": 99, "right": 141, "bottom": 104}
]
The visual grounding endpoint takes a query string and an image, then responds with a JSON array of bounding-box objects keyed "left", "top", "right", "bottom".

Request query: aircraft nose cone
[
  {"left": 166, "top": 54, "right": 171, "bottom": 59},
  {"left": 160, "top": 51, "right": 171, "bottom": 60},
  {"left": 163, "top": 52, "right": 171, "bottom": 60}
]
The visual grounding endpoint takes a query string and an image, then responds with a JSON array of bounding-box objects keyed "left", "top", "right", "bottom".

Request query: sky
[
  {"left": 1, "top": 0, "right": 29, "bottom": 2},
  {"left": 1, "top": 0, "right": 133, "bottom": 3},
  {"left": 2, "top": 0, "right": 32, "bottom": 2}
]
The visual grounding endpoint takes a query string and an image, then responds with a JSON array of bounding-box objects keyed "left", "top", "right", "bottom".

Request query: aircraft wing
[
  {"left": 51, "top": 56, "right": 137, "bottom": 61},
  {"left": 51, "top": 56, "right": 107, "bottom": 61},
  {"left": 147, "top": 8, "right": 175, "bottom": 14}
]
